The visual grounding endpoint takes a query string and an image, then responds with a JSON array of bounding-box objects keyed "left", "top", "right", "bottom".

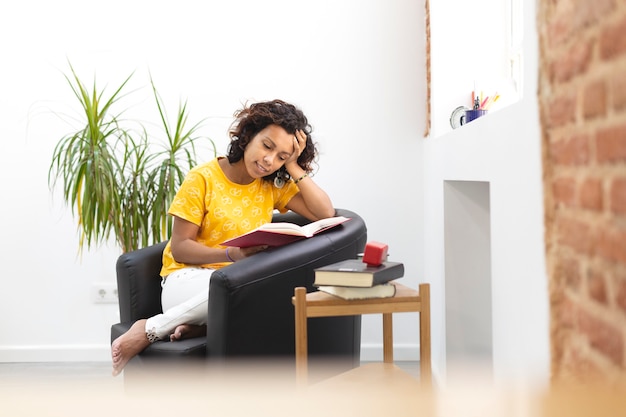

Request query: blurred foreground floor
[{"left": 0, "top": 360, "right": 625, "bottom": 417}]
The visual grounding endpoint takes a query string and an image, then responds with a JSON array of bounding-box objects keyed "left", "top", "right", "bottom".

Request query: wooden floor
[
  {"left": 0, "top": 360, "right": 419, "bottom": 383},
  {"left": 0, "top": 360, "right": 428, "bottom": 417},
  {"left": 2, "top": 361, "right": 622, "bottom": 417}
]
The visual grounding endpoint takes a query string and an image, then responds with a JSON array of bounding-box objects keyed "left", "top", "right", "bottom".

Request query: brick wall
[{"left": 538, "top": 0, "right": 626, "bottom": 381}]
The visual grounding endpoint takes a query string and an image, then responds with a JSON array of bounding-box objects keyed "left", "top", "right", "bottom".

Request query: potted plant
[{"left": 48, "top": 63, "right": 215, "bottom": 253}]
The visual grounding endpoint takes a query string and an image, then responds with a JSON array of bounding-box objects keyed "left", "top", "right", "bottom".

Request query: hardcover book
[
  {"left": 313, "top": 259, "right": 404, "bottom": 288},
  {"left": 317, "top": 283, "right": 397, "bottom": 300},
  {"left": 221, "top": 216, "right": 350, "bottom": 248}
]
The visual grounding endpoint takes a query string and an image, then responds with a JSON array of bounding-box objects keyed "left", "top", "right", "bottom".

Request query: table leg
[
  {"left": 419, "top": 283, "right": 432, "bottom": 385},
  {"left": 383, "top": 312, "right": 393, "bottom": 363},
  {"left": 294, "top": 287, "right": 308, "bottom": 384}
]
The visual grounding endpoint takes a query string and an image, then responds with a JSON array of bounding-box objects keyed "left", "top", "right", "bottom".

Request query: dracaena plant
[{"left": 48, "top": 63, "right": 215, "bottom": 253}]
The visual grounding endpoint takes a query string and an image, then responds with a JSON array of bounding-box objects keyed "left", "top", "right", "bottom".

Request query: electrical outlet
[{"left": 92, "top": 283, "right": 118, "bottom": 304}]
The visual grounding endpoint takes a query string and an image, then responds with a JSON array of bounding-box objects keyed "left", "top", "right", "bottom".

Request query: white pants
[{"left": 144, "top": 267, "right": 214, "bottom": 342}]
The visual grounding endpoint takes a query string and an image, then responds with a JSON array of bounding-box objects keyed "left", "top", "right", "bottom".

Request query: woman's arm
[
  {"left": 283, "top": 177, "right": 335, "bottom": 221},
  {"left": 169, "top": 216, "right": 266, "bottom": 264}
]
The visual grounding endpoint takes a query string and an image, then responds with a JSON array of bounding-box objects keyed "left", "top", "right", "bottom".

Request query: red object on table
[{"left": 362, "top": 241, "right": 388, "bottom": 266}]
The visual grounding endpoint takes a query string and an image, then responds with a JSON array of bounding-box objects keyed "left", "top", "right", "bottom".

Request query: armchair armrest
[
  {"left": 207, "top": 208, "right": 367, "bottom": 359},
  {"left": 116, "top": 241, "right": 168, "bottom": 323}
]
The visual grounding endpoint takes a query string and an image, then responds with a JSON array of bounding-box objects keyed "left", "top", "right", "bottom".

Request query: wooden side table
[{"left": 292, "top": 282, "right": 431, "bottom": 386}]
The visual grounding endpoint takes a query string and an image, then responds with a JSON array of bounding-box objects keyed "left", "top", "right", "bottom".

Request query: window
[{"left": 427, "top": 0, "right": 523, "bottom": 137}]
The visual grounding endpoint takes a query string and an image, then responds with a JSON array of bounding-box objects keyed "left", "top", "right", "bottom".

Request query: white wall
[
  {"left": 0, "top": 0, "right": 426, "bottom": 363},
  {"left": 1, "top": 0, "right": 549, "bottom": 387},
  {"left": 426, "top": 0, "right": 550, "bottom": 384}
]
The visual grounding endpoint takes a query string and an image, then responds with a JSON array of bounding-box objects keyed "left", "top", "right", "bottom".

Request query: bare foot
[
  {"left": 170, "top": 324, "right": 207, "bottom": 342},
  {"left": 111, "top": 319, "right": 151, "bottom": 377}
]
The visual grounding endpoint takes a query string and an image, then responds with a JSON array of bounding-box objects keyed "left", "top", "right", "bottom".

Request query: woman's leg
[
  {"left": 110, "top": 267, "right": 213, "bottom": 376},
  {"left": 146, "top": 267, "right": 214, "bottom": 341}
]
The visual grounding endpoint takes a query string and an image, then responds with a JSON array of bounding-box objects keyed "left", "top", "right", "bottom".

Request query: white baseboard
[
  {"left": 0, "top": 345, "right": 110, "bottom": 362},
  {"left": 359, "top": 343, "right": 421, "bottom": 362}
]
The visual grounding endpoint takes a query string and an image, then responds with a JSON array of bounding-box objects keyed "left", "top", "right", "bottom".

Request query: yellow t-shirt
[{"left": 160, "top": 157, "right": 300, "bottom": 276}]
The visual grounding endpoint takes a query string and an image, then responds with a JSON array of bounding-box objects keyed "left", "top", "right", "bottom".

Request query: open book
[{"left": 221, "top": 216, "right": 351, "bottom": 248}]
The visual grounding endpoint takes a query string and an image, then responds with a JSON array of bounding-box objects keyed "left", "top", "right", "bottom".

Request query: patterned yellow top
[{"left": 160, "top": 157, "right": 300, "bottom": 276}]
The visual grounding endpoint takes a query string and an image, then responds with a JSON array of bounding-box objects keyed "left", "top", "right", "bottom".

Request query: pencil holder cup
[{"left": 461, "top": 109, "right": 488, "bottom": 125}]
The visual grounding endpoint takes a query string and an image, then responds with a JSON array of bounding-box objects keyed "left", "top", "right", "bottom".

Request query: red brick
[
  {"left": 553, "top": 292, "right": 578, "bottom": 329},
  {"left": 556, "top": 216, "right": 595, "bottom": 255},
  {"left": 553, "top": 177, "right": 577, "bottom": 207},
  {"left": 609, "top": 177, "right": 626, "bottom": 214},
  {"left": 547, "top": 7, "right": 573, "bottom": 47},
  {"left": 562, "top": 346, "right": 604, "bottom": 379},
  {"left": 583, "top": 79, "right": 607, "bottom": 119},
  {"left": 611, "top": 73, "right": 626, "bottom": 111},
  {"left": 548, "top": 93, "right": 577, "bottom": 128},
  {"left": 587, "top": 268, "right": 608, "bottom": 304},
  {"left": 574, "top": 0, "right": 617, "bottom": 32},
  {"left": 596, "top": 124, "right": 626, "bottom": 163},
  {"left": 580, "top": 177, "right": 603, "bottom": 211},
  {"left": 578, "top": 309, "right": 624, "bottom": 366},
  {"left": 600, "top": 15, "right": 626, "bottom": 60},
  {"left": 541, "top": 0, "right": 626, "bottom": 380},
  {"left": 550, "top": 134, "right": 590, "bottom": 166},
  {"left": 565, "top": 256, "right": 582, "bottom": 291},
  {"left": 595, "top": 225, "right": 626, "bottom": 265},
  {"left": 546, "top": 0, "right": 614, "bottom": 45},
  {"left": 551, "top": 41, "right": 593, "bottom": 83},
  {"left": 616, "top": 273, "right": 626, "bottom": 315},
  {"left": 554, "top": 254, "right": 582, "bottom": 292}
]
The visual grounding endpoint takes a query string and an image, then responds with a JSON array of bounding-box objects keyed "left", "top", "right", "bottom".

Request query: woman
[{"left": 111, "top": 99, "right": 335, "bottom": 376}]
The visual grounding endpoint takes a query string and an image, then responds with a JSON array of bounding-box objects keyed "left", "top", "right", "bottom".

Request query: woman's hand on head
[{"left": 284, "top": 129, "right": 307, "bottom": 168}]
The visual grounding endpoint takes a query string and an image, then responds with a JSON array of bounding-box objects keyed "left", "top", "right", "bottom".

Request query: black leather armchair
[{"left": 110, "top": 209, "right": 367, "bottom": 376}]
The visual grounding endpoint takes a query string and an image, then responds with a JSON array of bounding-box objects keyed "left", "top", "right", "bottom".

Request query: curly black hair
[{"left": 227, "top": 99, "right": 317, "bottom": 182}]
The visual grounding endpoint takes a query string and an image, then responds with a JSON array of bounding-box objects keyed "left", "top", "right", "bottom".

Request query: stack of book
[{"left": 313, "top": 259, "right": 404, "bottom": 300}]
